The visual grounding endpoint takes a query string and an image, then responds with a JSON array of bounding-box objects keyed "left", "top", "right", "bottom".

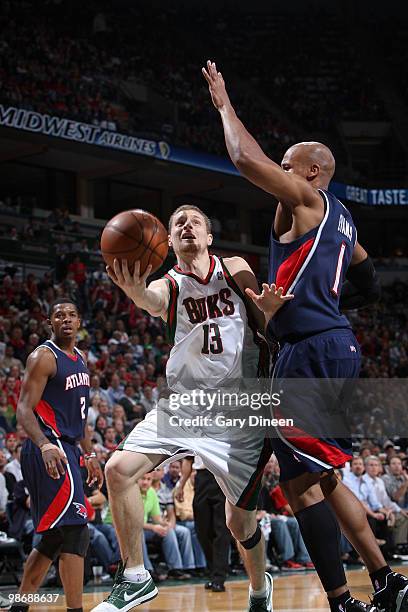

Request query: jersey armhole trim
[
  {"left": 219, "top": 258, "right": 246, "bottom": 302},
  {"left": 220, "top": 257, "right": 261, "bottom": 343},
  {"left": 36, "top": 343, "right": 58, "bottom": 380},
  {"left": 164, "top": 274, "right": 179, "bottom": 345},
  {"left": 38, "top": 343, "right": 58, "bottom": 360}
]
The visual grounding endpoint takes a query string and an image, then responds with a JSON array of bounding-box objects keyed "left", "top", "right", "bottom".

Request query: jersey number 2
[
  {"left": 202, "top": 323, "right": 223, "bottom": 354},
  {"left": 80, "top": 396, "right": 86, "bottom": 420}
]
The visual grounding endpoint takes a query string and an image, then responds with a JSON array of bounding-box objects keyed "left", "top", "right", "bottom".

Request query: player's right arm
[
  {"left": 16, "top": 348, "right": 68, "bottom": 479},
  {"left": 107, "top": 259, "right": 169, "bottom": 320},
  {"left": 202, "top": 60, "right": 320, "bottom": 208}
]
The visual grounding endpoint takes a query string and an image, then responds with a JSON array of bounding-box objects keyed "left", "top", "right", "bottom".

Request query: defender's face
[
  {"left": 169, "top": 209, "right": 212, "bottom": 255},
  {"left": 281, "top": 146, "right": 314, "bottom": 181},
  {"left": 49, "top": 304, "right": 81, "bottom": 340}
]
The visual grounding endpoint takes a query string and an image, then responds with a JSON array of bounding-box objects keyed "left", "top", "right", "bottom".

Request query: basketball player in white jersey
[{"left": 92, "top": 205, "right": 293, "bottom": 612}]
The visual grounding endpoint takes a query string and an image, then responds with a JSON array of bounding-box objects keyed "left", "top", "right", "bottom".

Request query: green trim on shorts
[
  {"left": 117, "top": 433, "right": 130, "bottom": 450},
  {"left": 236, "top": 439, "right": 273, "bottom": 511}
]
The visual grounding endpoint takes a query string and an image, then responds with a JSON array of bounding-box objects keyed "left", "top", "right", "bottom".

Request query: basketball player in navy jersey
[
  {"left": 204, "top": 60, "right": 408, "bottom": 612},
  {"left": 11, "top": 298, "right": 103, "bottom": 612}
]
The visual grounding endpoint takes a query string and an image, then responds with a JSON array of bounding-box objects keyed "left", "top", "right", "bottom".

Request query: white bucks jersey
[{"left": 164, "top": 255, "right": 258, "bottom": 393}]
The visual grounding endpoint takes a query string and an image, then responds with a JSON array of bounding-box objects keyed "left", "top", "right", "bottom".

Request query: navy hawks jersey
[
  {"left": 34, "top": 340, "right": 90, "bottom": 442},
  {"left": 267, "top": 189, "right": 357, "bottom": 342}
]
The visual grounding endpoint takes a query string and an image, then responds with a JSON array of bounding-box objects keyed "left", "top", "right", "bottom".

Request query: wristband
[
  {"left": 40, "top": 443, "right": 58, "bottom": 453},
  {"left": 84, "top": 452, "right": 97, "bottom": 460}
]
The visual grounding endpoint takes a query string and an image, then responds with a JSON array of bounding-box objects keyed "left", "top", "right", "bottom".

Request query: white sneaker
[{"left": 248, "top": 572, "right": 273, "bottom": 611}]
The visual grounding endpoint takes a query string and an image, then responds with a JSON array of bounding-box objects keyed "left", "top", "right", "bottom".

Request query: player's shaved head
[{"left": 282, "top": 141, "right": 335, "bottom": 188}]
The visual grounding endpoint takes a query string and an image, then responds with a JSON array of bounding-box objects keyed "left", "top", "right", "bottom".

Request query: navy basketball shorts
[
  {"left": 270, "top": 328, "right": 361, "bottom": 482},
  {"left": 21, "top": 438, "right": 88, "bottom": 533}
]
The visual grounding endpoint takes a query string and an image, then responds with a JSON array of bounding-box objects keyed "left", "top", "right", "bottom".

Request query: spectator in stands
[
  {"left": 4, "top": 432, "right": 19, "bottom": 460},
  {"left": 4, "top": 375, "right": 20, "bottom": 412},
  {"left": 96, "top": 399, "right": 112, "bottom": 426},
  {"left": 140, "top": 472, "right": 192, "bottom": 580},
  {"left": 162, "top": 460, "right": 181, "bottom": 490},
  {"left": 259, "top": 457, "right": 313, "bottom": 570},
  {"left": 94, "top": 415, "right": 108, "bottom": 443},
  {"left": 119, "top": 384, "right": 145, "bottom": 421},
  {"left": 364, "top": 455, "right": 408, "bottom": 545},
  {"left": 140, "top": 385, "right": 155, "bottom": 414},
  {"left": 90, "top": 374, "right": 112, "bottom": 406},
  {"left": 0, "top": 392, "right": 13, "bottom": 433},
  {"left": 383, "top": 457, "right": 408, "bottom": 510},
  {"left": 107, "top": 373, "right": 124, "bottom": 405},
  {"left": 173, "top": 468, "right": 207, "bottom": 571},
  {"left": 0, "top": 449, "right": 12, "bottom": 533},
  {"left": 5, "top": 442, "right": 23, "bottom": 482},
  {"left": 103, "top": 426, "right": 118, "bottom": 452},
  {"left": 343, "top": 456, "right": 391, "bottom": 549},
  {"left": 0, "top": 344, "right": 24, "bottom": 372},
  {"left": 151, "top": 467, "right": 196, "bottom": 572}
]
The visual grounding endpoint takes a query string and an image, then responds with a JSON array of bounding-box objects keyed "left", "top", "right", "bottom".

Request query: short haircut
[
  {"left": 351, "top": 456, "right": 363, "bottom": 464},
  {"left": 168, "top": 204, "right": 212, "bottom": 233},
  {"left": 364, "top": 455, "right": 380, "bottom": 466},
  {"left": 50, "top": 297, "right": 78, "bottom": 314}
]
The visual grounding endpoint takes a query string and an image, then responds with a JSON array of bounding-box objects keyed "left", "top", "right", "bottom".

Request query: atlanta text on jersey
[{"left": 65, "top": 372, "right": 90, "bottom": 390}]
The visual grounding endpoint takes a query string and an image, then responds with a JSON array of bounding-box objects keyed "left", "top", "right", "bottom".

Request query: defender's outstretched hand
[
  {"left": 202, "top": 60, "right": 230, "bottom": 111},
  {"left": 245, "top": 283, "right": 294, "bottom": 321}
]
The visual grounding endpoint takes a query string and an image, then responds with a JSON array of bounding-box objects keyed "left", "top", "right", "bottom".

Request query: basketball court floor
[{"left": 6, "top": 565, "right": 405, "bottom": 612}]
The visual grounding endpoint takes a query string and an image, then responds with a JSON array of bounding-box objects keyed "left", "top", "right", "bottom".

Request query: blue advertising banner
[{"left": 1, "top": 104, "right": 407, "bottom": 204}]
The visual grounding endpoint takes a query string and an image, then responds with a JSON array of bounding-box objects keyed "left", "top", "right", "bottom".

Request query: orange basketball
[{"left": 100, "top": 210, "right": 168, "bottom": 276}]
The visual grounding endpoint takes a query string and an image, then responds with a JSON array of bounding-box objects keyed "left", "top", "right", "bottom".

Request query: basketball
[{"left": 100, "top": 209, "right": 168, "bottom": 276}]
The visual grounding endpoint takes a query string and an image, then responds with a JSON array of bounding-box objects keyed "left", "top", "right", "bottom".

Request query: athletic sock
[
  {"left": 295, "top": 500, "right": 346, "bottom": 593},
  {"left": 328, "top": 590, "right": 351, "bottom": 612},
  {"left": 249, "top": 578, "right": 267, "bottom": 599},
  {"left": 123, "top": 564, "right": 150, "bottom": 582},
  {"left": 369, "top": 565, "right": 393, "bottom": 592}
]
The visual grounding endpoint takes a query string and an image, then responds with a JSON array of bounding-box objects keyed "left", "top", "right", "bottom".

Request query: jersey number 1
[{"left": 202, "top": 323, "right": 223, "bottom": 354}]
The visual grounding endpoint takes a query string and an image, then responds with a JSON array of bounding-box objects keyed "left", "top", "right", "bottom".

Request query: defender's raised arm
[{"left": 202, "top": 60, "right": 320, "bottom": 208}]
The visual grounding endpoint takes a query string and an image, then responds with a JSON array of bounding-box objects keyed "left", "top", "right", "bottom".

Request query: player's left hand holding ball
[
  {"left": 202, "top": 60, "right": 231, "bottom": 111},
  {"left": 246, "top": 283, "right": 294, "bottom": 322},
  {"left": 86, "top": 456, "right": 104, "bottom": 489}
]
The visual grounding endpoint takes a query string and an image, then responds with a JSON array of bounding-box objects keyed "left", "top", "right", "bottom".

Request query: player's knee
[
  {"left": 226, "top": 514, "right": 255, "bottom": 542},
  {"left": 35, "top": 529, "right": 64, "bottom": 561},
  {"left": 105, "top": 457, "right": 130, "bottom": 490},
  {"left": 60, "top": 525, "right": 90, "bottom": 557},
  {"left": 105, "top": 453, "right": 145, "bottom": 491}
]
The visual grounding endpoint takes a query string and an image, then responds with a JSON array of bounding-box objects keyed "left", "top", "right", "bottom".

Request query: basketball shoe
[
  {"left": 372, "top": 571, "right": 408, "bottom": 612},
  {"left": 340, "top": 598, "right": 378, "bottom": 611},
  {"left": 91, "top": 562, "right": 158, "bottom": 611},
  {"left": 248, "top": 572, "right": 273, "bottom": 611}
]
